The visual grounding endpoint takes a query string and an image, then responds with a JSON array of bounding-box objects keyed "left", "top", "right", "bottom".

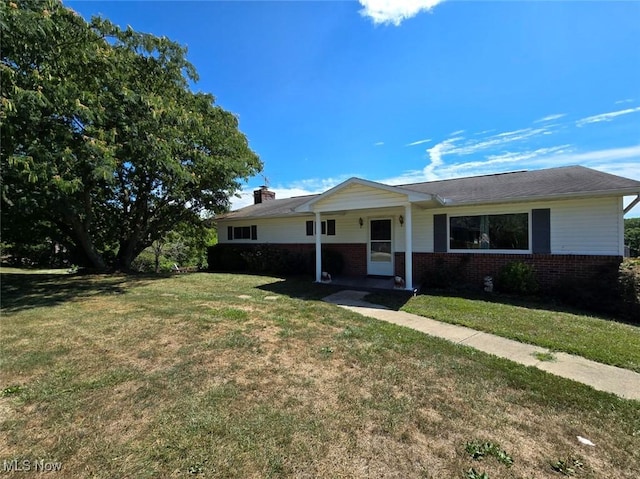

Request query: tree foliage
[
  {"left": 1, "top": 0, "right": 261, "bottom": 270},
  {"left": 625, "top": 218, "right": 640, "bottom": 257}
]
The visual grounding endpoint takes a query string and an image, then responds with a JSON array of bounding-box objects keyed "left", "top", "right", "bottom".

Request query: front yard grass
[
  {"left": 367, "top": 291, "right": 640, "bottom": 373},
  {"left": 1, "top": 270, "right": 639, "bottom": 478}
]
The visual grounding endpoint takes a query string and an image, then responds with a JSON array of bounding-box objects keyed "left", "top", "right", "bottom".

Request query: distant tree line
[{"left": 626, "top": 218, "right": 640, "bottom": 257}]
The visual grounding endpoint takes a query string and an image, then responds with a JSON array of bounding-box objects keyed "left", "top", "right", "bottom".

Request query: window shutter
[
  {"left": 251, "top": 225, "right": 258, "bottom": 240},
  {"left": 321, "top": 221, "right": 326, "bottom": 235},
  {"left": 434, "top": 214, "right": 447, "bottom": 252},
  {"left": 327, "top": 219, "right": 336, "bottom": 236},
  {"left": 532, "top": 208, "right": 551, "bottom": 254},
  {"left": 227, "top": 226, "right": 233, "bottom": 241},
  {"left": 306, "top": 220, "right": 314, "bottom": 236}
]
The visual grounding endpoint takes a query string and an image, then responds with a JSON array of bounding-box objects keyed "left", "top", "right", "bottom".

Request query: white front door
[{"left": 368, "top": 218, "right": 393, "bottom": 276}]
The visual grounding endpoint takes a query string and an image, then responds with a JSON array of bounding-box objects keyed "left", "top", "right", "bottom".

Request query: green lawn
[
  {"left": 366, "top": 291, "right": 640, "bottom": 372},
  {"left": 1, "top": 270, "right": 639, "bottom": 478}
]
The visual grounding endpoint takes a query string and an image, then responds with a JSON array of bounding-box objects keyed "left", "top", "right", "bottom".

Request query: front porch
[
  {"left": 321, "top": 275, "right": 420, "bottom": 293},
  {"left": 293, "top": 178, "right": 444, "bottom": 292}
]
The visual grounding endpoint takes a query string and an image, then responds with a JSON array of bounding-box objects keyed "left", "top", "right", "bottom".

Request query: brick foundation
[
  {"left": 406, "top": 252, "right": 622, "bottom": 292},
  {"left": 279, "top": 243, "right": 367, "bottom": 276},
  {"left": 212, "top": 243, "right": 621, "bottom": 292}
]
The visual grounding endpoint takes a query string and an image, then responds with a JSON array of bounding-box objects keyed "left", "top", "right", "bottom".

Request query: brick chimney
[{"left": 253, "top": 186, "right": 275, "bottom": 204}]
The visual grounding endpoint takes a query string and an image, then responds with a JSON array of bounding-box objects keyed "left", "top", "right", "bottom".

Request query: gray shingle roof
[
  {"left": 218, "top": 166, "right": 640, "bottom": 220},
  {"left": 401, "top": 165, "right": 640, "bottom": 205}
]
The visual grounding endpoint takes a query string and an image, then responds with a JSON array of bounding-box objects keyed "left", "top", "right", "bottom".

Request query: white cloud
[
  {"left": 381, "top": 144, "right": 640, "bottom": 187},
  {"left": 436, "top": 127, "right": 550, "bottom": 158},
  {"left": 374, "top": 141, "right": 385, "bottom": 146},
  {"left": 535, "top": 113, "right": 566, "bottom": 123},
  {"left": 406, "top": 138, "right": 431, "bottom": 147},
  {"left": 358, "top": 0, "right": 446, "bottom": 26},
  {"left": 230, "top": 144, "right": 640, "bottom": 212},
  {"left": 615, "top": 98, "right": 634, "bottom": 104},
  {"left": 424, "top": 138, "right": 458, "bottom": 180},
  {"left": 576, "top": 106, "right": 640, "bottom": 127}
]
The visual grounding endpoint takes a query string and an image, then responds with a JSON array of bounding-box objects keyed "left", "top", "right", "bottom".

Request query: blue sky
[{"left": 66, "top": 0, "right": 640, "bottom": 215}]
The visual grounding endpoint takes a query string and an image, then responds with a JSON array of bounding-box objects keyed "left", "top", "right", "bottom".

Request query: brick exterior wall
[
  {"left": 212, "top": 243, "right": 367, "bottom": 276},
  {"left": 211, "top": 243, "right": 621, "bottom": 292},
  {"left": 324, "top": 244, "right": 367, "bottom": 277},
  {"left": 405, "top": 252, "right": 622, "bottom": 292},
  {"left": 265, "top": 243, "right": 367, "bottom": 276}
]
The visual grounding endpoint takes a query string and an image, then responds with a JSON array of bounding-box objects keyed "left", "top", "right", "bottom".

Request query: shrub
[
  {"left": 241, "top": 245, "right": 311, "bottom": 276},
  {"left": 207, "top": 244, "right": 248, "bottom": 272},
  {"left": 207, "top": 244, "right": 313, "bottom": 276},
  {"left": 130, "top": 250, "right": 155, "bottom": 273},
  {"left": 619, "top": 259, "right": 640, "bottom": 321},
  {"left": 548, "top": 260, "right": 640, "bottom": 322},
  {"left": 496, "top": 261, "right": 539, "bottom": 295},
  {"left": 421, "top": 256, "right": 471, "bottom": 290},
  {"left": 131, "top": 250, "right": 176, "bottom": 273}
]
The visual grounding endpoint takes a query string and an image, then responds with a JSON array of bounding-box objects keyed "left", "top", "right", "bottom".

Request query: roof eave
[
  {"left": 294, "top": 177, "right": 443, "bottom": 213},
  {"left": 444, "top": 187, "right": 640, "bottom": 207}
]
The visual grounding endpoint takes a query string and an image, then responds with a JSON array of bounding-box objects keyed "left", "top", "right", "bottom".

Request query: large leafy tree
[{"left": 1, "top": 0, "right": 261, "bottom": 270}]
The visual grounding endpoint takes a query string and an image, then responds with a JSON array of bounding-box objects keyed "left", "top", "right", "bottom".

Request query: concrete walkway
[{"left": 323, "top": 290, "right": 640, "bottom": 401}]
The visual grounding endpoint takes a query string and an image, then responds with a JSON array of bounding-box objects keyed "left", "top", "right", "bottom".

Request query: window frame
[
  {"left": 447, "top": 212, "right": 532, "bottom": 254},
  {"left": 228, "top": 225, "right": 257, "bottom": 241},
  {"left": 305, "top": 219, "right": 336, "bottom": 236}
]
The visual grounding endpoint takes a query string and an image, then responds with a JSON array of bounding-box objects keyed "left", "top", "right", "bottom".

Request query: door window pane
[
  {"left": 371, "top": 219, "right": 391, "bottom": 240},
  {"left": 370, "top": 242, "right": 392, "bottom": 262}
]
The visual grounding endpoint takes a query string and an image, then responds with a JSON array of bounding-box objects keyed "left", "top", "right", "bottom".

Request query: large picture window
[{"left": 449, "top": 213, "right": 529, "bottom": 250}]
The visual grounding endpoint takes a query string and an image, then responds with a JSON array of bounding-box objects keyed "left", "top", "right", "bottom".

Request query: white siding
[
  {"left": 313, "top": 183, "right": 408, "bottom": 212},
  {"left": 219, "top": 197, "right": 624, "bottom": 256},
  {"left": 550, "top": 197, "right": 622, "bottom": 255},
  {"left": 219, "top": 208, "right": 406, "bottom": 245},
  {"left": 412, "top": 206, "right": 433, "bottom": 252},
  {"left": 412, "top": 197, "right": 623, "bottom": 255}
]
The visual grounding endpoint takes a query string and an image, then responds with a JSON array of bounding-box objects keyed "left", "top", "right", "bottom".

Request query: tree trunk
[
  {"left": 114, "top": 235, "right": 149, "bottom": 272},
  {"left": 63, "top": 212, "right": 107, "bottom": 271},
  {"left": 74, "top": 231, "right": 107, "bottom": 270}
]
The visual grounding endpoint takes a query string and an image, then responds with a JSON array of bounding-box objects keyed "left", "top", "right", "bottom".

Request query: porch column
[
  {"left": 404, "top": 203, "right": 413, "bottom": 290},
  {"left": 315, "top": 211, "right": 322, "bottom": 282}
]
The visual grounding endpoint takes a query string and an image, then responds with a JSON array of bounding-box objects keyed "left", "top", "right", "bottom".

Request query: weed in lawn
[
  {"left": 465, "top": 468, "right": 490, "bottom": 479},
  {"left": 319, "top": 346, "right": 334, "bottom": 357},
  {"left": 550, "top": 456, "right": 584, "bottom": 476},
  {"left": 465, "top": 440, "right": 514, "bottom": 467},
  {"left": 1, "top": 385, "right": 23, "bottom": 397},
  {"left": 188, "top": 461, "right": 206, "bottom": 474},
  {"left": 534, "top": 351, "right": 556, "bottom": 362}
]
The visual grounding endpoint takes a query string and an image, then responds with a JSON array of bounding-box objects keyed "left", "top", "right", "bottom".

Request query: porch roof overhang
[{"left": 293, "top": 177, "right": 446, "bottom": 214}]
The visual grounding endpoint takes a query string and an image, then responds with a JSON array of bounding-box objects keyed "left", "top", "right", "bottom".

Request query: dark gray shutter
[
  {"left": 321, "top": 221, "right": 326, "bottom": 235},
  {"left": 434, "top": 214, "right": 447, "bottom": 252},
  {"left": 327, "top": 219, "right": 336, "bottom": 236},
  {"left": 227, "top": 226, "right": 233, "bottom": 241},
  {"left": 306, "top": 220, "right": 314, "bottom": 236},
  {"left": 532, "top": 208, "right": 551, "bottom": 253},
  {"left": 251, "top": 225, "right": 257, "bottom": 240}
]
